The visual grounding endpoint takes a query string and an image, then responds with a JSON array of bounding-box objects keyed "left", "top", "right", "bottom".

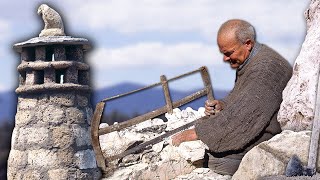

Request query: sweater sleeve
[{"left": 195, "top": 60, "right": 288, "bottom": 153}]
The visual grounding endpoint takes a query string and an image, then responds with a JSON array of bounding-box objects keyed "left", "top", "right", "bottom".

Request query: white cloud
[
  {"left": 89, "top": 42, "right": 222, "bottom": 69},
  {"left": 0, "top": 19, "right": 11, "bottom": 40},
  {"left": 0, "top": 83, "right": 9, "bottom": 92},
  {"left": 267, "top": 41, "right": 302, "bottom": 65},
  {"left": 0, "top": 47, "right": 3, "bottom": 59},
  {"left": 68, "top": 0, "right": 307, "bottom": 40},
  {"left": 89, "top": 41, "right": 303, "bottom": 70}
]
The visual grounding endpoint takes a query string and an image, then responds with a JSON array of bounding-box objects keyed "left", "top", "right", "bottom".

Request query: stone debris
[
  {"left": 100, "top": 107, "right": 231, "bottom": 179},
  {"left": 175, "top": 168, "right": 232, "bottom": 180},
  {"left": 165, "top": 107, "right": 205, "bottom": 131},
  {"left": 233, "top": 130, "right": 320, "bottom": 180},
  {"left": 178, "top": 140, "right": 208, "bottom": 162}
]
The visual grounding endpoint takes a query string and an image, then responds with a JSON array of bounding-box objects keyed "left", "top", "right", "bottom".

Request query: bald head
[
  {"left": 217, "top": 19, "right": 256, "bottom": 44},
  {"left": 217, "top": 19, "right": 256, "bottom": 69}
]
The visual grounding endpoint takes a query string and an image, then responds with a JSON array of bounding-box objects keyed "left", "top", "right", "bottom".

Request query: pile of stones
[{"left": 99, "top": 107, "right": 231, "bottom": 180}]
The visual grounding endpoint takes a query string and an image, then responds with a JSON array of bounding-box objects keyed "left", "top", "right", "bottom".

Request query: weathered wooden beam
[
  {"left": 90, "top": 102, "right": 107, "bottom": 172},
  {"left": 307, "top": 68, "right": 320, "bottom": 174},
  {"left": 161, "top": 75, "right": 173, "bottom": 114},
  {"left": 200, "top": 66, "right": 214, "bottom": 102}
]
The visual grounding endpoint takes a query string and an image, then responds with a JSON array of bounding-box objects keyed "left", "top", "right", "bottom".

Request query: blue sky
[{"left": 0, "top": 0, "right": 309, "bottom": 92}]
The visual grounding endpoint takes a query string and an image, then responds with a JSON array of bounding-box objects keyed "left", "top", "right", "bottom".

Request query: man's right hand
[{"left": 204, "top": 100, "right": 223, "bottom": 116}]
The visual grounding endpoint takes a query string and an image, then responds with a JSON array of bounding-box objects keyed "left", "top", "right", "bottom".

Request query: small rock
[
  {"left": 141, "top": 151, "right": 161, "bottom": 164},
  {"left": 121, "top": 154, "right": 140, "bottom": 164},
  {"left": 152, "top": 141, "right": 164, "bottom": 153},
  {"left": 178, "top": 140, "right": 208, "bottom": 162},
  {"left": 174, "top": 168, "right": 232, "bottom": 180}
]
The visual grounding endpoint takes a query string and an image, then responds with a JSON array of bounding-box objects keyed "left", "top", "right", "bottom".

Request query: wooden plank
[
  {"left": 161, "top": 75, "right": 173, "bottom": 114},
  {"left": 307, "top": 69, "right": 320, "bottom": 174},
  {"left": 90, "top": 102, "right": 107, "bottom": 171},
  {"left": 200, "top": 66, "right": 214, "bottom": 101}
]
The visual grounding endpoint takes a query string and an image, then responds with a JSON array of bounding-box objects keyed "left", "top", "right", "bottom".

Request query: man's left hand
[{"left": 171, "top": 128, "right": 198, "bottom": 146}]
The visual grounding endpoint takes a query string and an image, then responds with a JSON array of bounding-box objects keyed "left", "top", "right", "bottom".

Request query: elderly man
[{"left": 172, "top": 19, "right": 292, "bottom": 175}]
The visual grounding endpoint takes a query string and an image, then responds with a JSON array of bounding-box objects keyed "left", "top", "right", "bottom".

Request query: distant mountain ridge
[
  {"left": 0, "top": 91, "right": 17, "bottom": 122},
  {"left": 0, "top": 82, "right": 229, "bottom": 122}
]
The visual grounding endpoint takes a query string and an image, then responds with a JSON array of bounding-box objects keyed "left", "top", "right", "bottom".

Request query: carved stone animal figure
[{"left": 37, "top": 4, "right": 65, "bottom": 37}]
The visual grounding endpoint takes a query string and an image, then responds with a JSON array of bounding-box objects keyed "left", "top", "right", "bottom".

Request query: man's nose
[{"left": 223, "top": 55, "right": 230, "bottom": 61}]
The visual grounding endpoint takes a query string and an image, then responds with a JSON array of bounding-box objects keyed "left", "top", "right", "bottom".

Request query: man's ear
[{"left": 245, "top": 39, "right": 253, "bottom": 50}]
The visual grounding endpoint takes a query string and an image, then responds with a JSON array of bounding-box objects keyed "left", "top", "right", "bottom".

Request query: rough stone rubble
[
  {"left": 233, "top": 130, "right": 320, "bottom": 180},
  {"left": 100, "top": 107, "right": 231, "bottom": 180},
  {"left": 99, "top": 109, "right": 320, "bottom": 180}
]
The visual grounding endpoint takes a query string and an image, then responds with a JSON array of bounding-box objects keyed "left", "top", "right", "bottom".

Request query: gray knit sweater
[{"left": 195, "top": 44, "right": 292, "bottom": 153}]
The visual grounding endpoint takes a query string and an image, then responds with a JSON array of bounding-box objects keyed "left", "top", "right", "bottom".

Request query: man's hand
[
  {"left": 205, "top": 100, "right": 224, "bottom": 116},
  {"left": 172, "top": 129, "right": 198, "bottom": 146}
]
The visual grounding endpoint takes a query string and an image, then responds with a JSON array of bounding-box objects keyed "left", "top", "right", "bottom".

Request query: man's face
[{"left": 217, "top": 34, "right": 252, "bottom": 69}]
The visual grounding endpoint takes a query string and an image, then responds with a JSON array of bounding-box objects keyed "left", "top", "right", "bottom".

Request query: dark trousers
[{"left": 204, "top": 150, "right": 245, "bottom": 175}]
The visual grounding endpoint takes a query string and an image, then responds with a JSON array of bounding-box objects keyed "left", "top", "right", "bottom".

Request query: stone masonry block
[
  {"left": 21, "top": 48, "right": 29, "bottom": 62},
  {"left": 11, "top": 128, "right": 18, "bottom": 148},
  {"left": 43, "top": 104, "right": 66, "bottom": 125},
  {"left": 8, "top": 149, "right": 28, "bottom": 169},
  {"left": 7, "top": 167, "right": 15, "bottom": 180},
  {"left": 28, "top": 149, "right": 74, "bottom": 168},
  {"left": 18, "top": 97, "right": 37, "bottom": 110},
  {"left": 25, "top": 70, "right": 36, "bottom": 85},
  {"left": 48, "top": 169, "right": 69, "bottom": 180},
  {"left": 23, "top": 170, "right": 44, "bottom": 180},
  {"left": 26, "top": 127, "right": 49, "bottom": 145},
  {"left": 33, "top": 104, "right": 48, "bottom": 122},
  {"left": 55, "top": 148, "right": 75, "bottom": 167},
  {"left": 14, "top": 129, "right": 26, "bottom": 151},
  {"left": 66, "top": 107, "right": 85, "bottom": 124},
  {"left": 19, "top": 73, "right": 25, "bottom": 85},
  {"left": 74, "top": 149, "right": 97, "bottom": 169},
  {"left": 72, "top": 125, "right": 91, "bottom": 147},
  {"left": 50, "top": 93, "right": 75, "bottom": 107},
  {"left": 76, "top": 94, "right": 89, "bottom": 107},
  {"left": 26, "top": 148, "right": 74, "bottom": 169},
  {"left": 15, "top": 127, "right": 49, "bottom": 149},
  {"left": 85, "top": 107, "right": 93, "bottom": 125},
  {"left": 51, "top": 125, "right": 74, "bottom": 149},
  {"left": 15, "top": 110, "right": 34, "bottom": 126},
  {"left": 7, "top": 166, "right": 23, "bottom": 180},
  {"left": 37, "top": 94, "right": 49, "bottom": 104}
]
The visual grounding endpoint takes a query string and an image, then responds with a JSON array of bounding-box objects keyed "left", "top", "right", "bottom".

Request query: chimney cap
[{"left": 13, "top": 36, "right": 90, "bottom": 52}]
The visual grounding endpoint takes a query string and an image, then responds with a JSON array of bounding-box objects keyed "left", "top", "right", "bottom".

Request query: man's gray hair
[{"left": 218, "top": 19, "right": 256, "bottom": 44}]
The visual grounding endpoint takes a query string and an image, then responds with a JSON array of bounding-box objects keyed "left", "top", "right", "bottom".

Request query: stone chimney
[
  {"left": 7, "top": 36, "right": 101, "bottom": 180},
  {"left": 7, "top": 4, "right": 101, "bottom": 179}
]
